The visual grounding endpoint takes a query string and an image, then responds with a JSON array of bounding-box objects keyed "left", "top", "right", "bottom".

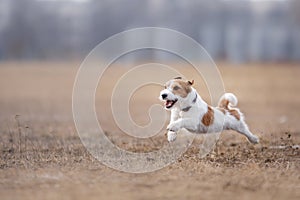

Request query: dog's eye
[
  {"left": 173, "top": 86, "right": 180, "bottom": 90},
  {"left": 164, "top": 85, "right": 167, "bottom": 89}
]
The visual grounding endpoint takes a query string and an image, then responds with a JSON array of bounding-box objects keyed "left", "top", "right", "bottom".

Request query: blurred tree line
[{"left": 0, "top": 0, "right": 299, "bottom": 62}]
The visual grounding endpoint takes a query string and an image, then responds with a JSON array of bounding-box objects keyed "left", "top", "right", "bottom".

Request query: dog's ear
[
  {"left": 188, "top": 80, "right": 194, "bottom": 85},
  {"left": 174, "top": 77, "right": 182, "bottom": 80}
]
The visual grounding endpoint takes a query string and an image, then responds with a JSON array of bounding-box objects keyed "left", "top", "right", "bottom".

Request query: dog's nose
[{"left": 161, "top": 94, "right": 168, "bottom": 99}]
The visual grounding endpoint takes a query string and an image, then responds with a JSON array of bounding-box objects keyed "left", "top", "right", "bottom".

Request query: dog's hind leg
[
  {"left": 219, "top": 93, "right": 259, "bottom": 144},
  {"left": 232, "top": 120, "right": 259, "bottom": 144}
]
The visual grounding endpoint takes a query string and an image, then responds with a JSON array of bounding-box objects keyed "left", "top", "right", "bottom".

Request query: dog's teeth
[{"left": 166, "top": 101, "right": 172, "bottom": 106}]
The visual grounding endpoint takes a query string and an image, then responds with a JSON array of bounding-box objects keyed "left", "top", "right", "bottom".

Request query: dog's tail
[{"left": 218, "top": 93, "right": 238, "bottom": 110}]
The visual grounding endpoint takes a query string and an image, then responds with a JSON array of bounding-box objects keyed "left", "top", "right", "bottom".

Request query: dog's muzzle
[
  {"left": 165, "top": 99, "right": 178, "bottom": 109},
  {"left": 161, "top": 94, "right": 178, "bottom": 109},
  {"left": 160, "top": 90, "right": 178, "bottom": 109},
  {"left": 161, "top": 93, "right": 168, "bottom": 100}
]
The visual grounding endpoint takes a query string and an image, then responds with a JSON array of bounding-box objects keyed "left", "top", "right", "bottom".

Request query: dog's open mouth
[{"left": 165, "top": 99, "right": 178, "bottom": 109}]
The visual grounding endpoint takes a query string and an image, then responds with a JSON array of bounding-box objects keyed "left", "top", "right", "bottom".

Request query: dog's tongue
[{"left": 166, "top": 100, "right": 173, "bottom": 107}]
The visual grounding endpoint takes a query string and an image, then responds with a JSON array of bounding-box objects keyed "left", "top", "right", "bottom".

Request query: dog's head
[{"left": 159, "top": 77, "right": 194, "bottom": 110}]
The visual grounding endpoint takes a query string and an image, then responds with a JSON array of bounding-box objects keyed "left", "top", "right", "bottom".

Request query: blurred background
[{"left": 0, "top": 0, "right": 300, "bottom": 63}]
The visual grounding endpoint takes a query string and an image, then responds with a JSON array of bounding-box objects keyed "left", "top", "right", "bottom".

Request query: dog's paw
[
  {"left": 249, "top": 135, "right": 259, "bottom": 144},
  {"left": 167, "top": 131, "right": 177, "bottom": 142},
  {"left": 167, "top": 122, "right": 180, "bottom": 132}
]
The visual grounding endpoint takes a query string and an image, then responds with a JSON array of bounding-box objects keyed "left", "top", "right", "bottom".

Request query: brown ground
[{"left": 0, "top": 62, "right": 299, "bottom": 200}]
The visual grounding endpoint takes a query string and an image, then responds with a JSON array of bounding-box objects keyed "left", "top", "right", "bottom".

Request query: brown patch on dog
[
  {"left": 218, "top": 99, "right": 229, "bottom": 109},
  {"left": 229, "top": 109, "right": 240, "bottom": 120},
  {"left": 217, "top": 99, "right": 240, "bottom": 120},
  {"left": 201, "top": 106, "right": 214, "bottom": 126},
  {"left": 171, "top": 79, "right": 192, "bottom": 98}
]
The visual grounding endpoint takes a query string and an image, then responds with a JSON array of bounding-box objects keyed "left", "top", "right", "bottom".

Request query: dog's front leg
[
  {"left": 170, "top": 108, "right": 180, "bottom": 123},
  {"left": 167, "top": 109, "right": 180, "bottom": 142},
  {"left": 167, "top": 130, "right": 177, "bottom": 142},
  {"left": 167, "top": 118, "right": 198, "bottom": 132}
]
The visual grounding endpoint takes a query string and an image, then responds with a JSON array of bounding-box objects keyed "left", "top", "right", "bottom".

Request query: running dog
[{"left": 159, "top": 77, "right": 259, "bottom": 144}]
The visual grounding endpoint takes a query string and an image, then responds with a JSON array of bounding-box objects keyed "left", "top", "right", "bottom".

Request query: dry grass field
[{"left": 0, "top": 62, "right": 299, "bottom": 200}]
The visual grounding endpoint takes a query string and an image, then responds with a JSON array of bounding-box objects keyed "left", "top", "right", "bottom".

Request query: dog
[{"left": 159, "top": 77, "right": 259, "bottom": 144}]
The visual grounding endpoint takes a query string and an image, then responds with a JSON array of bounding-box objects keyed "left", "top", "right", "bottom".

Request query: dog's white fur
[{"left": 159, "top": 78, "right": 259, "bottom": 144}]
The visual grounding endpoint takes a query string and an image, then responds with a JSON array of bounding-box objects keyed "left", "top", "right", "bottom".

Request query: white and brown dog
[{"left": 159, "top": 77, "right": 259, "bottom": 144}]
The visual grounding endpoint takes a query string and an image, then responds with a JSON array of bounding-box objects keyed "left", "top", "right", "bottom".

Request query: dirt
[{"left": 0, "top": 62, "right": 299, "bottom": 200}]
